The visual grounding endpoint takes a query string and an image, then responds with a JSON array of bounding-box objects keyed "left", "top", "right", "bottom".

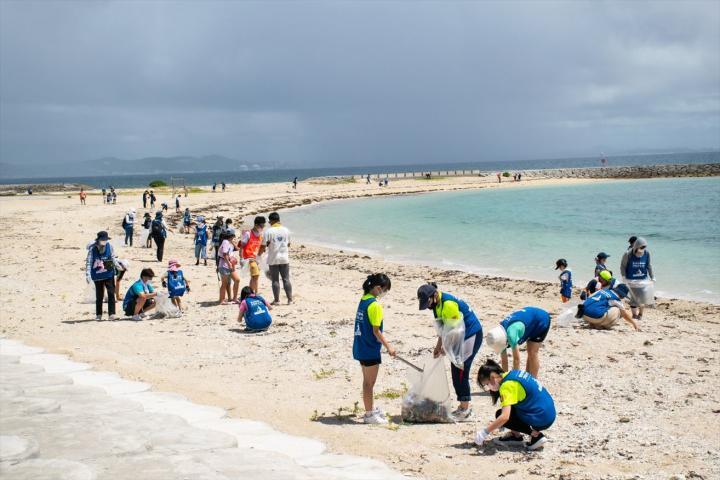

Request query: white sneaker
[
  {"left": 139, "top": 312, "right": 147, "bottom": 318},
  {"left": 131, "top": 315, "right": 142, "bottom": 321},
  {"left": 363, "top": 411, "right": 388, "bottom": 425},
  {"left": 108, "top": 314, "right": 117, "bottom": 321},
  {"left": 452, "top": 407, "right": 473, "bottom": 422}
]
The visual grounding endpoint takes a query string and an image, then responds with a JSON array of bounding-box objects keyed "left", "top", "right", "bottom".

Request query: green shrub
[
  {"left": 502, "top": 172, "right": 511, "bottom": 177},
  {"left": 149, "top": 180, "right": 167, "bottom": 187}
]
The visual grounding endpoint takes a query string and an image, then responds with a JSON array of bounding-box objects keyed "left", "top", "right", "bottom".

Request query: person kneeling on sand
[
  {"left": 123, "top": 268, "right": 157, "bottom": 321},
  {"left": 353, "top": 274, "right": 396, "bottom": 425},
  {"left": 485, "top": 306, "right": 551, "bottom": 379},
  {"left": 580, "top": 284, "right": 640, "bottom": 331},
  {"left": 161, "top": 259, "right": 190, "bottom": 314},
  {"left": 475, "top": 359, "right": 556, "bottom": 451},
  {"left": 237, "top": 286, "right": 272, "bottom": 331}
]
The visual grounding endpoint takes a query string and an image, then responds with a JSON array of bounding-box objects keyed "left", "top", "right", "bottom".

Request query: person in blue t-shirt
[
  {"left": 353, "top": 273, "right": 396, "bottom": 425},
  {"left": 474, "top": 359, "right": 556, "bottom": 451},
  {"left": 123, "top": 268, "right": 157, "bottom": 321},
  {"left": 237, "top": 286, "right": 272, "bottom": 331},
  {"left": 555, "top": 258, "right": 573, "bottom": 302},
  {"left": 486, "top": 306, "right": 551, "bottom": 378}
]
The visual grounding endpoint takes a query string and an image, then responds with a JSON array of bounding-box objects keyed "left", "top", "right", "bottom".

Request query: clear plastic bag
[
  {"left": 626, "top": 279, "right": 655, "bottom": 306},
  {"left": 153, "top": 291, "right": 180, "bottom": 318},
  {"left": 82, "top": 282, "right": 106, "bottom": 304},
  {"left": 258, "top": 255, "right": 271, "bottom": 280},
  {"left": 438, "top": 317, "right": 466, "bottom": 369},
  {"left": 555, "top": 306, "right": 577, "bottom": 327},
  {"left": 401, "top": 355, "right": 454, "bottom": 423}
]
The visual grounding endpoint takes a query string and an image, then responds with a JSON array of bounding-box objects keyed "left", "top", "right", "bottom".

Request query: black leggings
[
  {"left": 153, "top": 235, "right": 165, "bottom": 261},
  {"left": 94, "top": 278, "right": 116, "bottom": 316},
  {"left": 495, "top": 408, "right": 553, "bottom": 434}
]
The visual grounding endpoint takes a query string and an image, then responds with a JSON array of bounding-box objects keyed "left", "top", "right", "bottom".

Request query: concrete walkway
[{"left": 0, "top": 339, "right": 410, "bottom": 480}]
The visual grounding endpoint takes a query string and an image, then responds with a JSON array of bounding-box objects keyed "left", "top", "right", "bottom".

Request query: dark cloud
[{"left": 1, "top": 0, "right": 718, "bottom": 166}]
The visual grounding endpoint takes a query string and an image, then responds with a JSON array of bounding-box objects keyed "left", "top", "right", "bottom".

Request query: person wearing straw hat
[
  {"left": 86, "top": 230, "right": 118, "bottom": 321},
  {"left": 485, "top": 306, "right": 551, "bottom": 379},
  {"left": 161, "top": 259, "right": 190, "bottom": 314}
]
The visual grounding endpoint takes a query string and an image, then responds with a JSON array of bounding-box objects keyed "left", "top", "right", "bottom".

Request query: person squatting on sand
[
  {"left": 353, "top": 273, "right": 397, "bottom": 425},
  {"left": 86, "top": 231, "right": 117, "bottom": 321},
  {"left": 620, "top": 236, "right": 655, "bottom": 321},
  {"left": 579, "top": 283, "right": 640, "bottom": 331},
  {"left": 486, "top": 306, "right": 551, "bottom": 379},
  {"left": 237, "top": 286, "right": 272, "bottom": 331},
  {"left": 264, "top": 212, "right": 293, "bottom": 305},
  {"left": 474, "top": 359, "right": 556, "bottom": 451},
  {"left": 555, "top": 258, "right": 573, "bottom": 303},
  {"left": 218, "top": 228, "right": 240, "bottom": 305},
  {"left": 417, "top": 282, "right": 482, "bottom": 422},
  {"left": 123, "top": 268, "right": 157, "bottom": 321},
  {"left": 162, "top": 259, "right": 190, "bottom": 314},
  {"left": 240, "top": 216, "right": 266, "bottom": 296}
]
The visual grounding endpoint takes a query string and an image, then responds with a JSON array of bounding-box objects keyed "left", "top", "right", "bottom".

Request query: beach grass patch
[
  {"left": 149, "top": 180, "right": 168, "bottom": 188},
  {"left": 312, "top": 368, "right": 336, "bottom": 380},
  {"left": 374, "top": 383, "right": 408, "bottom": 400}
]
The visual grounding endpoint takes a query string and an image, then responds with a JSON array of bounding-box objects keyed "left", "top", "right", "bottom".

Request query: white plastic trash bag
[
  {"left": 626, "top": 279, "right": 655, "bottom": 306},
  {"left": 258, "top": 255, "right": 271, "bottom": 280},
  {"left": 556, "top": 306, "right": 577, "bottom": 327},
  {"left": 154, "top": 291, "right": 180, "bottom": 318},
  {"left": 401, "top": 355, "right": 454, "bottom": 423},
  {"left": 438, "top": 317, "right": 466, "bottom": 369},
  {"left": 140, "top": 228, "right": 150, "bottom": 245}
]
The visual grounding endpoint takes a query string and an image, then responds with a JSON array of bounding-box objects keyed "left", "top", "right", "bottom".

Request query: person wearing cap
[
  {"left": 161, "top": 259, "right": 190, "bottom": 314},
  {"left": 123, "top": 268, "right": 157, "bottom": 321},
  {"left": 582, "top": 270, "right": 618, "bottom": 300},
  {"left": 485, "top": 306, "right": 550, "bottom": 379},
  {"left": 123, "top": 208, "right": 136, "bottom": 246},
  {"left": 194, "top": 215, "right": 209, "bottom": 266},
  {"left": 240, "top": 216, "right": 266, "bottom": 296},
  {"left": 620, "top": 237, "right": 655, "bottom": 321},
  {"left": 594, "top": 252, "right": 610, "bottom": 278},
  {"left": 417, "top": 282, "right": 482, "bottom": 422},
  {"left": 555, "top": 259, "right": 573, "bottom": 303},
  {"left": 150, "top": 211, "right": 168, "bottom": 262},
  {"left": 142, "top": 212, "right": 153, "bottom": 248},
  {"left": 86, "top": 231, "right": 118, "bottom": 321},
  {"left": 218, "top": 227, "right": 240, "bottom": 304},
  {"left": 580, "top": 284, "right": 640, "bottom": 331}
]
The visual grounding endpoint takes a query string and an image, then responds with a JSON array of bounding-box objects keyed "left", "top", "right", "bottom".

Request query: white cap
[{"left": 486, "top": 326, "right": 508, "bottom": 353}]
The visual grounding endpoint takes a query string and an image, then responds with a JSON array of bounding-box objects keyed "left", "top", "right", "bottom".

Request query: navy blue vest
[
  {"left": 353, "top": 296, "right": 382, "bottom": 360},
  {"left": 89, "top": 244, "right": 115, "bottom": 281},
  {"left": 433, "top": 292, "right": 482, "bottom": 339},
  {"left": 502, "top": 370, "right": 556, "bottom": 428},
  {"left": 167, "top": 270, "right": 186, "bottom": 297},
  {"left": 625, "top": 252, "right": 649, "bottom": 280},
  {"left": 582, "top": 289, "right": 621, "bottom": 318},
  {"left": 244, "top": 295, "right": 272, "bottom": 330},
  {"left": 500, "top": 307, "right": 550, "bottom": 345}
]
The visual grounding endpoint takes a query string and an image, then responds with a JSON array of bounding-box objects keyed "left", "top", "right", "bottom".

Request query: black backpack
[
  {"left": 121, "top": 217, "right": 127, "bottom": 228},
  {"left": 151, "top": 219, "right": 163, "bottom": 236}
]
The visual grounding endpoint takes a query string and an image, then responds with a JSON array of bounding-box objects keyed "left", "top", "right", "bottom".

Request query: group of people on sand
[{"left": 353, "top": 235, "right": 655, "bottom": 451}]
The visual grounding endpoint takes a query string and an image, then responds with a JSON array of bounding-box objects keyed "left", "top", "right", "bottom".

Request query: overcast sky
[{"left": 1, "top": 0, "right": 718, "bottom": 167}]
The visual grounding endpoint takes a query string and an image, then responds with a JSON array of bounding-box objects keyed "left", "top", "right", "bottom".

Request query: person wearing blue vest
[
  {"left": 555, "top": 258, "right": 573, "bottom": 302},
  {"left": 123, "top": 268, "right": 157, "bottom": 321},
  {"left": 161, "top": 259, "right": 190, "bottom": 314},
  {"left": 417, "top": 282, "right": 482, "bottom": 422},
  {"left": 182, "top": 208, "right": 192, "bottom": 234},
  {"left": 150, "top": 211, "right": 167, "bottom": 262},
  {"left": 122, "top": 208, "right": 135, "bottom": 246},
  {"left": 194, "top": 216, "right": 209, "bottom": 266},
  {"left": 86, "top": 231, "right": 118, "bottom": 321},
  {"left": 620, "top": 237, "right": 655, "bottom": 321},
  {"left": 581, "top": 284, "right": 640, "bottom": 331},
  {"left": 237, "top": 286, "right": 272, "bottom": 331},
  {"left": 474, "top": 359, "right": 556, "bottom": 451},
  {"left": 353, "top": 273, "right": 396, "bottom": 425},
  {"left": 485, "top": 306, "right": 551, "bottom": 378}
]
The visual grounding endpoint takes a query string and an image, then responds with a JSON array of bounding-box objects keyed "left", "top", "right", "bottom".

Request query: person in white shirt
[{"left": 264, "top": 212, "right": 292, "bottom": 305}]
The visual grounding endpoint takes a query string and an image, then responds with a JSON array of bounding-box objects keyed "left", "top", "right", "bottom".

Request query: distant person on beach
[
  {"left": 417, "top": 282, "right": 482, "bottom": 422},
  {"left": 182, "top": 207, "right": 191, "bottom": 234},
  {"left": 102, "top": 188, "right": 107, "bottom": 203},
  {"left": 142, "top": 190, "right": 148, "bottom": 208},
  {"left": 114, "top": 259, "right": 129, "bottom": 302},
  {"left": 194, "top": 216, "right": 208, "bottom": 266},
  {"left": 218, "top": 228, "right": 240, "bottom": 304},
  {"left": 353, "top": 273, "right": 396, "bottom": 424},
  {"left": 212, "top": 182, "right": 217, "bottom": 192},
  {"left": 555, "top": 259, "right": 572, "bottom": 303},
  {"left": 486, "top": 307, "right": 551, "bottom": 379},
  {"left": 106, "top": 191, "right": 112, "bottom": 204},
  {"left": 149, "top": 190, "right": 156, "bottom": 209},
  {"left": 474, "top": 359, "right": 555, "bottom": 451},
  {"left": 594, "top": 252, "right": 610, "bottom": 277},
  {"left": 241, "top": 216, "right": 266, "bottom": 295},
  {"left": 175, "top": 195, "right": 181, "bottom": 213},
  {"left": 384, "top": 177, "right": 388, "bottom": 187},
  {"left": 150, "top": 211, "right": 168, "bottom": 262},
  {"left": 86, "top": 231, "right": 117, "bottom": 321},
  {"left": 184, "top": 186, "right": 188, "bottom": 198},
  {"left": 122, "top": 208, "right": 135, "bottom": 246},
  {"left": 79, "top": 188, "right": 87, "bottom": 205},
  {"left": 123, "top": 268, "right": 157, "bottom": 321},
  {"left": 264, "top": 212, "right": 292, "bottom": 305},
  {"left": 161, "top": 259, "right": 190, "bottom": 315},
  {"left": 237, "top": 286, "right": 272, "bottom": 331},
  {"left": 292, "top": 177, "right": 298, "bottom": 189},
  {"left": 620, "top": 237, "right": 655, "bottom": 321},
  {"left": 211, "top": 216, "right": 224, "bottom": 266},
  {"left": 142, "top": 212, "right": 153, "bottom": 248},
  {"left": 222, "top": 182, "right": 226, "bottom": 192},
  {"left": 111, "top": 189, "right": 117, "bottom": 204},
  {"left": 161, "top": 201, "right": 168, "bottom": 213},
  {"left": 580, "top": 283, "right": 640, "bottom": 331},
  {"left": 518, "top": 172, "right": 522, "bottom": 181},
  {"left": 366, "top": 174, "right": 371, "bottom": 184},
  {"left": 497, "top": 172, "right": 502, "bottom": 183}
]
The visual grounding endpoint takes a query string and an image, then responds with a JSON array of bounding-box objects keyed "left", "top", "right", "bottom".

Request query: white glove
[{"left": 474, "top": 428, "right": 490, "bottom": 446}]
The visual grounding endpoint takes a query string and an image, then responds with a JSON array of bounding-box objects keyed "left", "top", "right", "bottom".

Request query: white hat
[{"left": 486, "top": 326, "right": 508, "bottom": 353}]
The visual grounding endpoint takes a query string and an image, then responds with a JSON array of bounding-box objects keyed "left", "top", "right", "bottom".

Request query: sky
[{"left": 1, "top": 0, "right": 719, "bottom": 168}]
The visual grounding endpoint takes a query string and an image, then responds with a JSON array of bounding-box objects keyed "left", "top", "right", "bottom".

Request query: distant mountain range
[{"left": 0, "top": 155, "right": 266, "bottom": 179}]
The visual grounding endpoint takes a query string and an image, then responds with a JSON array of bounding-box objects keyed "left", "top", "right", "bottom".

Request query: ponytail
[
  {"left": 362, "top": 273, "right": 391, "bottom": 294},
  {"left": 477, "top": 358, "right": 505, "bottom": 405}
]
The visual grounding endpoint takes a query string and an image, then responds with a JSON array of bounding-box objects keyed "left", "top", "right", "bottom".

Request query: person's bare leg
[
  {"left": 219, "top": 277, "right": 228, "bottom": 303},
  {"left": 249, "top": 275, "right": 259, "bottom": 294},
  {"left": 231, "top": 272, "right": 240, "bottom": 301},
  {"left": 526, "top": 341, "right": 541, "bottom": 378},
  {"left": 361, "top": 364, "right": 380, "bottom": 412},
  {"left": 459, "top": 401, "right": 470, "bottom": 410}
]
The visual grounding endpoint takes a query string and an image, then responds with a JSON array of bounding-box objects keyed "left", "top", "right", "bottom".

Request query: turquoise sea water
[{"left": 286, "top": 177, "right": 720, "bottom": 303}]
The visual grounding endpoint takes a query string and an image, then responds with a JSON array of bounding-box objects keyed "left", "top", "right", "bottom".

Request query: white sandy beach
[{"left": 1, "top": 175, "right": 718, "bottom": 480}]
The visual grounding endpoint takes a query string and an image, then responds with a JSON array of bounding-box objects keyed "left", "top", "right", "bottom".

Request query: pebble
[{"left": 619, "top": 417, "right": 631, "bottom": 423}]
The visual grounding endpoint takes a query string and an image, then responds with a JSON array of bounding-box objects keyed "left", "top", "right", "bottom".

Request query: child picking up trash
[
  {"left": 161, "top": 259, "right": 190, "bottom": 314},
  {"left": 237, "top": 286, "right": 272, "bottom": 331},
  {"left": 486, "top": 306, "right": 550, "bottom": 378},
  {"left": 353, "top": 273, "right": 396, "bottom": 425},
  {"left": 474, "top": 359, "right": 556, "bottom": 451}
]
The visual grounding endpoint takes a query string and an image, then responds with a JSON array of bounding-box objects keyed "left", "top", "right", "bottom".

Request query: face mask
[
  {"left": 98, "top": 240, "right": 108, "bottom": 247},
  {"left": 376, "top": 289, "right": 387, "bottom": 299},
  {"left": 486, "top": 378, "right": 500, "bottom": 392}
]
